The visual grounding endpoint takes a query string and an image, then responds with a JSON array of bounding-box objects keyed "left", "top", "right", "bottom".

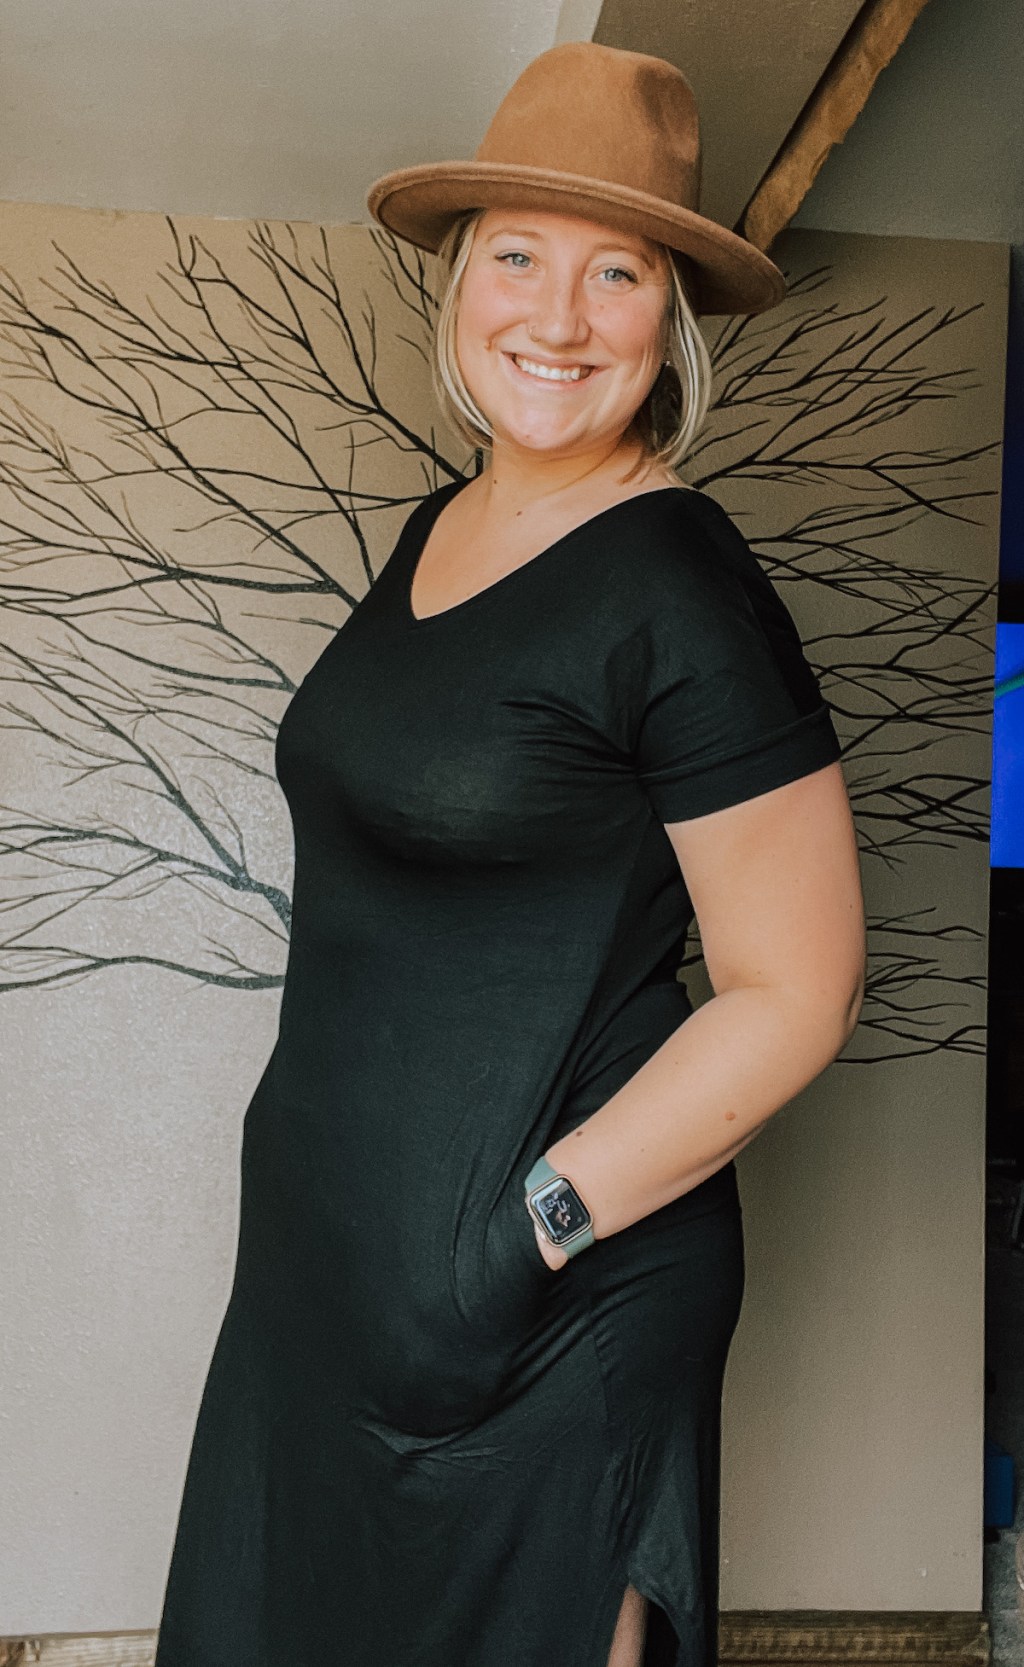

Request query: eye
[{"left": 494, "top": 252, "right": 638, "bottom": 284}]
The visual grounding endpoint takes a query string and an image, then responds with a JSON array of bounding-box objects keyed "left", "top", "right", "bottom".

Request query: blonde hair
[{"left": 430, "top": 207, "right": 713, "bottom": 473}]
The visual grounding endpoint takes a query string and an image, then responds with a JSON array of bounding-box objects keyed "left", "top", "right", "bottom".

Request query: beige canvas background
[{"left": 0, "top": 198, "right": 1005, "bottom": 1627}]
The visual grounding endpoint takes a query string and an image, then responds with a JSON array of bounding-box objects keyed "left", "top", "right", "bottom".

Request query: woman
[{"left": 154, "top": 40, "right": 866, "bottom": 1667}]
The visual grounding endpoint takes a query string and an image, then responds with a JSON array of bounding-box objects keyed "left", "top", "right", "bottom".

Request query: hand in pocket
[{"left": 475, "top": 1172, "right": 562, "bottom": 1342}]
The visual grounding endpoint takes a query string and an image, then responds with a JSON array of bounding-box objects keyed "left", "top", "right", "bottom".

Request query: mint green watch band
[{"left": 524, "top": 1153, "right": 595, "bottom": 1257}]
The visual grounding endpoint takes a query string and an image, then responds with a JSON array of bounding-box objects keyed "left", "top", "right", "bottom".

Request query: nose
[{"left": 526, "top": 272, "right": 592, "bottom": 354}]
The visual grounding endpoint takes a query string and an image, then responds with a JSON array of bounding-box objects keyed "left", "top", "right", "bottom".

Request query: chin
[{"left": 481, "top": 398, "right": 602, "bottom": 446}]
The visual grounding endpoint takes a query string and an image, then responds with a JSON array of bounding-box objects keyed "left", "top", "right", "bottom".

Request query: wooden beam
[{"left": 740, "top": 0, "right": 934, "bottom": 252}]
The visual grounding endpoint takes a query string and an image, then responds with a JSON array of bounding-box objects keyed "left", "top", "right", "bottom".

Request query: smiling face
[{"left": 454, "top": 208, "right": 673, "bottom": 465}]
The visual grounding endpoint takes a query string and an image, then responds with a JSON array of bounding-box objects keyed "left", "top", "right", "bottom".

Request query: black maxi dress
[{"left": 154, "top": 479, "right": 842, "bottom": 1667}]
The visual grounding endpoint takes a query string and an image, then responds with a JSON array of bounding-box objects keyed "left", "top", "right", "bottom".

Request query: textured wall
[
  {"left": 0, "top": 199, "right": 1004, "bottom": 1626},
  {"left": 707, "top": 224, "right": 1004, "bottom": 1608}
]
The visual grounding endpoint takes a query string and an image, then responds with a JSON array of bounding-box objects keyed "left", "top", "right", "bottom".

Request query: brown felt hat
[{"left": 365, "top": 40, "right": 786, "bottom": 318}]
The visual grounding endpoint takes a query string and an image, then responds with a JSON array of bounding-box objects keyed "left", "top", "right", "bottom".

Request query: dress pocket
[{"left": 451, "top": 1166, "right": 562, "bottom": 1347}]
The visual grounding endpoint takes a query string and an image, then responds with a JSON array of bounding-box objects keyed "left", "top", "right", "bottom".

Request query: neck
[{"left": 476, "top": 431, "right": 655, "bottom": 514}]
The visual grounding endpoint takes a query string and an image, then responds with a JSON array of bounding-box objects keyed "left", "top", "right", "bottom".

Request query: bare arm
[{"left": 535, "top": 758, "right": 866, "bottom": 1263}]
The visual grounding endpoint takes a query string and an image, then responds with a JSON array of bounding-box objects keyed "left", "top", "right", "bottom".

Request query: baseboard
[
  {"left": 719, "top": 1611, "right": 991, "bottom": 1664},
  {"left": 0, "top": 1642, "right": 155, "bottom": 1666},
  {"left": 0, "top": 1611, "right": 992, "bottom": 1665}
]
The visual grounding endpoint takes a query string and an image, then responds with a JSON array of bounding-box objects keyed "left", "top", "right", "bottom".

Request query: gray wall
[
  {"left": 3, "top": 0, "right": 1021, "bottom": 242},
  {"left": 793, "top": 0, "right": 1024, "bottom": 244},
  {"left": 0, "top": 0, "right": 564, "bottom": 222}
]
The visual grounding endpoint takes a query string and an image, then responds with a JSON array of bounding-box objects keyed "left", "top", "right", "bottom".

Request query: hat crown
[{"left": 474, "top": 42, "right": 702, "bottom": 215}]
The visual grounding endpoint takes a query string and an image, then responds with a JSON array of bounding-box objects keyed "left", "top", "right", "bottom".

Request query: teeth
[{"left": 512, "top": 354, "right": 591, "bottom": 382}]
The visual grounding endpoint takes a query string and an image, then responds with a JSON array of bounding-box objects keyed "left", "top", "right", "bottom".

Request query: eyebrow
[{"left": 482, "top": 225, "right": 656, "bottom": 270}]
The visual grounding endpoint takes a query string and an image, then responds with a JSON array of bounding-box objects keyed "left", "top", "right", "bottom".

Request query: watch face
[{"left": 530, "top": 1178, "right": 591, "bottom": 1245}]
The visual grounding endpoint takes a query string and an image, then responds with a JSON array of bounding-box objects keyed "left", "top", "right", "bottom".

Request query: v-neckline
[{"left": 404, "top": 479, "right": 697, "bottom": 628}]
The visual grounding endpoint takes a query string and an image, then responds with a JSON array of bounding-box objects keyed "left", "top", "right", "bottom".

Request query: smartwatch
[{"left": 524, "top": 1154, "right": 595, "bottom": 1258}]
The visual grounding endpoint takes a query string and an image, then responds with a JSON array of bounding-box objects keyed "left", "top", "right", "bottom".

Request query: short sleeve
[{"left": 632, "top": 492, "right": 842, "bottom": 822}]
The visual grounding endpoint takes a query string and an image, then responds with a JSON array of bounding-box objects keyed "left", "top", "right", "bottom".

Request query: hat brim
[{"left": 366, "top": 160, "right": 786, "bottom": 317}]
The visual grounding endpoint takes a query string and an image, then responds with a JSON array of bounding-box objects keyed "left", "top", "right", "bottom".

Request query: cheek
[
  {"left": 457, "top": 279, "right": 517, "bottom": 349},
  {"left": 593, "top": 298, "right": 666, "bottom": 363},
  {"left": 619, "top": 323, "right": 665, "bottom": 367}
]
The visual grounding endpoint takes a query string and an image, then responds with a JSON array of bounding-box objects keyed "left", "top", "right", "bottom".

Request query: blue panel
[
  {"left": 984, "top": 1434, "right": 1017, "bottom": 1528},
  {"left": 992, "top": 622, "right": 1024, "bottom": 866}
]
